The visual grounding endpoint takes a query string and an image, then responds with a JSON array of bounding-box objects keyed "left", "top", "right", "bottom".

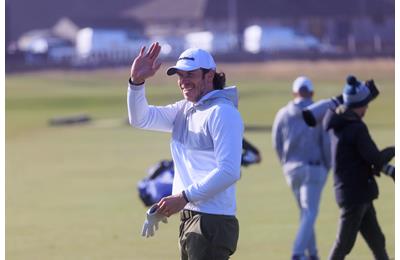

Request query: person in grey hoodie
[
  {"left": 324, "top": 76, "right": 394, "bottom": 260},
  {"left": 128, "top": 42, "right": 243, "bottom": 260},
  {"left": 272, "top": 76, "right": 331, "bottom": 260}
]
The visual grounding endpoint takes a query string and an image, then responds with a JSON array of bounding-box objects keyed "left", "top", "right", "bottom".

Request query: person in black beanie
[{"left": 324, "top": 76, "right": 394, "bottom": 260}]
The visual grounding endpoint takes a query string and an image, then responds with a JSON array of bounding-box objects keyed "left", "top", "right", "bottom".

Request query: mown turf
[{"left": 6, "top": 59, "right": 394, "bottom": 260}]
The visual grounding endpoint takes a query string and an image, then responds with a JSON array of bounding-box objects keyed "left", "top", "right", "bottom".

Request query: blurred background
[
  {"left": 5, "top": 0, "right": 394, "bottom": 71},
  {"left": 5, "top": 1, "right": 395, "bottom": 260}
]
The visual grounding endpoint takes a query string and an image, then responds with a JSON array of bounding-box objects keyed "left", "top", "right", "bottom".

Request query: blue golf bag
[{"left": 138, "top": 138, "right": 261, "bottom": 206}]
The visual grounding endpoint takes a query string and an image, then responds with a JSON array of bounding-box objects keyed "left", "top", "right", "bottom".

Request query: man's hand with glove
[{"left": 141, "top": 204, "right": 168, "bottom": 238}]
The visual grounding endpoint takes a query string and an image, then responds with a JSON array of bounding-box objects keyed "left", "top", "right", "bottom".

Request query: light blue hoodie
[
  {"left": 272, "top": 98, "right": 331, "bottom": 173},
  {"left": 128, "top": 84, "right": 243, "bottom": 215}
]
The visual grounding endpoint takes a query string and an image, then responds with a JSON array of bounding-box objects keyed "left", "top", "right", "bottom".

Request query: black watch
[{"left": 129, "top": 78, "right": 145, "bottom": 86}]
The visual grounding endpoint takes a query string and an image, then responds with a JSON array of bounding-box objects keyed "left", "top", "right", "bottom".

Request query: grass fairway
[{"left": 6, "top": 59, "right": 394, "bottom": 260}]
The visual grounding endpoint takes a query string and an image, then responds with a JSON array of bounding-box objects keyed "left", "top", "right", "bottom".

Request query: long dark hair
[{"left": 201, "top": 68, "right": 226, "bottom": 90}]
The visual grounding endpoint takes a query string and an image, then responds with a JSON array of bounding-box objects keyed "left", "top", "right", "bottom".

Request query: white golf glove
[{"left": 141, "top": 204, "right": 168, "bottom": 238}]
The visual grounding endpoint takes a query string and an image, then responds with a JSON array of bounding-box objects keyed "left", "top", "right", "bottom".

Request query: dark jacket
[{"left": 324, "top": 108, "right": 394, "bottom": 207}]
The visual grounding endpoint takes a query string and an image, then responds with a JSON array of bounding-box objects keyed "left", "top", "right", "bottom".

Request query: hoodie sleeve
[
  {"left": 185, "top": 104, "right": 243, "bottom": 202},
  {"left": 355, "top": 123, "right": 388, "bottom": 171},
  {"left": 319, "top": 124, "right": 331, "bottom": 171},
  {"left": 272, "top": 108, "right": 285, "bottom": 163},
  {"left": 127, "top": 84, "right": 181, "bottom": 132}
]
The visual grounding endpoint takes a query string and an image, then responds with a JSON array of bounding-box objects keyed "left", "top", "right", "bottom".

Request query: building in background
[{"left": 6, "top": 0, "right": 394, "bottom": 70}]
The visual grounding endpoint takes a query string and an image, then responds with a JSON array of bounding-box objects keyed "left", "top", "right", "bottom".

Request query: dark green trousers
[{"left": 179, "top": 211, "right": 239, "bottom": 260}]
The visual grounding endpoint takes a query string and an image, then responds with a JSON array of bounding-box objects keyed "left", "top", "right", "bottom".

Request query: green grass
[{"left": 6, "top": 59, "right": 394, "bottom": 260}]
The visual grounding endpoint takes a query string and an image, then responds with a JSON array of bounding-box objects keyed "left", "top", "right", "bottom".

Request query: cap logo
[{"left": 178, "top": 57, "right": 195, "bottom": 61}]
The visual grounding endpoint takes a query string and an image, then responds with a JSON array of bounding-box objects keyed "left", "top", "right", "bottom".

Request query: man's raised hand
[{"left": 130, "top": 42, "right": 162, "bottom": 85}]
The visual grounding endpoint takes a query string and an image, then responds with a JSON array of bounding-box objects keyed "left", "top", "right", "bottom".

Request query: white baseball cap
[
  {"left": 167, "top": 48, "right": 216, "bottom": 76},
  {"left": 292, "top": 76, "right": 314, "bottom": 93}
]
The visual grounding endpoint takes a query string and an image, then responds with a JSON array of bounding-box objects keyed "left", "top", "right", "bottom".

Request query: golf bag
[
  {"left": 137, "top": 160, "right": 174, "bottom": 207},
  {"left": 137, "top": 138, "right": 261, "bottom": 206}
]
